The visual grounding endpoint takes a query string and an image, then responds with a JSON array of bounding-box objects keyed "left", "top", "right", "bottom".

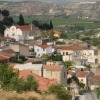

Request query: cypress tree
[
  {"left": 49, "top": 20, "right": 53, "bottom": 29},
  {"left": 18, "top": 14, "right": 25, "bottom": 26}
]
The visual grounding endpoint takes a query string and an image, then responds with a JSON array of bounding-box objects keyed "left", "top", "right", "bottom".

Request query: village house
[
  {"left": 76, "top": 71, "right": 94, "bottom": 88},
  {"left": 89, "top": 76, "right": 100, "bottom": 90},
  {"left": 4, "top": 24, "right": 41, "bottom": 42},
  {"left": 43, "top": 65, "right": 67, "bottom": 84},
  {"left": 9, "top": 43, "right": 29, "bottom": 56},
  {"left": 60, "top": 45, "right": 83, "bottom": 61},
  {"left": 60, "top": 44, "right": 98, "bottom": 65},
  {"left": 53, "top": 30, "right": 62, "bottom": 38},
  {"left": 14, "top": 63, "right": 43, "bottom": 76},
  {"left": 34, "top": 44, "right": 52, "bottom": 58}
]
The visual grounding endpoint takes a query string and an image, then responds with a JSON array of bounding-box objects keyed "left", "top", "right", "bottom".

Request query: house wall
[
  {"left": 43, "top": 66, "right": 67, "bottom": 84},
  {"left": 60, "top": 50, "right": 73, "bottom": 61},
  {"left": 9, "top": 44, "right": 19, "bottom": 52},
  {"left": 19, "top": 44, "right": 29, "bottom": 56},
  {"left": 78, "top": 77, "right": 87, "bottom": 87},
  {"left": 34, "top": 45, "right": 52, "bottom": 57},
  {"left": 81, "top": 50, "right": 97, "bottom": 63}
]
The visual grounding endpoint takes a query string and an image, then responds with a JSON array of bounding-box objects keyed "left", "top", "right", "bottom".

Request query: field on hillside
[{"left": 13, "top": 15, "right": 100, "bottom": 29}]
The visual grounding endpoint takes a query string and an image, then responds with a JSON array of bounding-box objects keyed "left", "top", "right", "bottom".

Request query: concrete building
[
  {"left": 34, "top": 45, "right": 52, "bottom": 58},
  {"left": 9, "top": 43, "right": 29, "bottom": 56},
  {"left": 43, "top": 65, "right": 67, "bottom": 84}
]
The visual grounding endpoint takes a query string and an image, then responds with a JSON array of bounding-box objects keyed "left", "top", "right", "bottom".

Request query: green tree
[
  {"left": 84, "top": 64, "right": 92, "bottom": 70},
  {"left": 96, "top": 88, "right": 100, "bottom": 100},
  {"left": 48, "top": 84, "right": 72, "bottom": 100},
  {"left": 49, "top": 20, "right": 53, "bottom": 29},
  {"left": 0, "top": 23, "right": 5, "bottom": 36},
  {"left": 18, "top": 14, "right": 25, "bottom": 25},
  {"left": 26, "top": 75, "right": 38, "bottom": 91},
  {"left": 1, "top": 10, "right": 10, "bottom": 17},
  {"left": 62, "top": 61, "right": 73, "bottom": 70}
]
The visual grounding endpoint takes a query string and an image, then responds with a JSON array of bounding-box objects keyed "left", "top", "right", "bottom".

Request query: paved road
[{"left": 80, "top": 92, "right": 98, "bottom": 100}]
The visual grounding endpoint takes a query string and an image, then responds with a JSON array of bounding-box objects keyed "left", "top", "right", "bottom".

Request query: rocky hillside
[{"left": 0, "top": 1, "right": 100, "bottom": 20}]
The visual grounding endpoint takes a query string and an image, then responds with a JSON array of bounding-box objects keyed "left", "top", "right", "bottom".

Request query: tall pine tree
[{"left": 18, "top": 14, "right": 25, "bottom": 26}]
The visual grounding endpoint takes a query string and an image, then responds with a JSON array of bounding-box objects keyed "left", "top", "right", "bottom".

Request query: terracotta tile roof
[
  {"left": 3, "top": 49, "right": 15, "bottom": 53},
  {"left": 16, "top": 25, "right": 32, "bottom": 31},
  {"left": 18, "top": 70, "right": 57, "bottom": 90},
  {"left": 53, "top": 30, "right": 61, "bottom": 35},
  {"left": 43, "top": 65, "right": 62, "bottom": 71},
  {"left": 76, "top": 71, "right": 89, "bottom": 77},
  {"left": 92, "top": 76, "right": 100, "bottom": 81},
  {"left": 61, "top": 45, "right": 83, "bottom": 51},
  {"left": 0, "top": 36, "right": 14, "bottom": 41},
  {"left": 3, "top": 54, "right": 13, "bottom": 58},
  {"left": 0, "top": 54, "right": 13, "bottom": 61},
  {"left": 0, "top": 46, "right": 8, "bottom": 49},
  {"left": 25, "top": 59, "right": 40, "bottom": 63},
  {"left": 35, "top": 45, "right": 51, "bottom": 49},
  {"left": 0, "top": 55, "right": 9, "bottom": 60}
]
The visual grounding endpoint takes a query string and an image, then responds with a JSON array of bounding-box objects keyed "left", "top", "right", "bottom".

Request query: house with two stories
[
  {"left": 34, "top": 44, "right": 52, "bottom": 58},
  {"left": 76, "top": 71, "right": 94, "bottom": 88}
]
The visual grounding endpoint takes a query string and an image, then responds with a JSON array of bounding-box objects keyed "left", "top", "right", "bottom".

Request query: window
[
  {"left": 37, "top": 49, "right": 39, "bottom": 51},
  {"left": 63, "top": 52, "right": 65, "bottom": 55},
  {"left": 66, "top": 52, "right": 68, "bottom": 55},
  {"left": 81, "top": 79, "right": 83, "bottom": 81}
]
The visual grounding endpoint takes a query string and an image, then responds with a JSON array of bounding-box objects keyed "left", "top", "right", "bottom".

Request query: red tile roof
[
  {"left": 3, "top": 49, "right": 15, "bottom": 53},
  {"left": 16, "top": 25, "right": 32, "bottom": 31},
  {"left": 92, "top": 76, "right": 100, "bottom": 81},
  {"left": 76, "top": 71, "right": 89, "bottom": 77},
  {"left": 0, "top": 36, "right": 14, "bottom": 41},
  {"left": 0, "top": 54, "right": 13, "bottom": 61},
  {"left": 35, "top": 45, "right": 51, "bottom": 49},
  {"left": 43, "top": 65, "right": 62, "bottom": 71},
  {"left": 3, "top": 54, "right": 13, "bottom": 58},
  {"left": 0, "top": 55, "right": 9, "bottom": 60},
  {"left": 61, "top": 45, "right": 83, "bottom": 51},
  {"left": 25, "top": 59, "right": 40, "bottom": 63},
  {"left": 53, "top": 30, "right": 61, "bottom": 35},
  {"left": 18, "top": 70, "right": 57, "bottom": 90}
]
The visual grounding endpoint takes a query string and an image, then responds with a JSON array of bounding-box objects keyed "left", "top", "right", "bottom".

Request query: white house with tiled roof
[
  {"left": 34, "top": 45, "right": 52, "bottom": 58},
  {"left": 60, "top": 45, "right": 84, "bottom": 61},
  {"left": 4, "top": 25, "right": 41, "bottom": 42},
  {"left": 76, "top": 71, "right": 94, "bottom": 87}
]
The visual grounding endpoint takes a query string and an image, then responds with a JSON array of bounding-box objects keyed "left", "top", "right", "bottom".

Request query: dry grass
[{"left": 0, "top": 91, "right": 58, "bottom": 100}]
